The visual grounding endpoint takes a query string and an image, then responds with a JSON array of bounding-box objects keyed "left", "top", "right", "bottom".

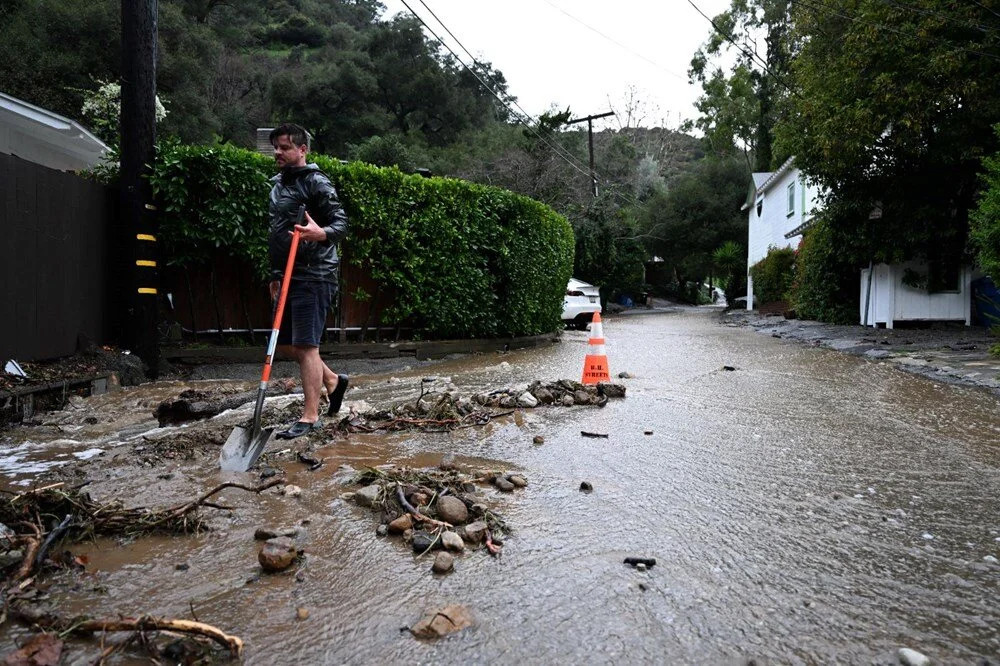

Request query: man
[{"left": 268, "top": 123, "right": 349, "bottom": 439}]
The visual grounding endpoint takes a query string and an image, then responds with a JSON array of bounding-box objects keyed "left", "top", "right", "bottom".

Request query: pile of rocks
[
  {"left": 344, "top": 465, "right": 518, "bottom": 574},
  {"left": 473, "top": 379, "right": 626, "bottom": 409}
]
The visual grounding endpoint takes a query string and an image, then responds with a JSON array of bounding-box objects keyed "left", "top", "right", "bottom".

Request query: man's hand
[
  {"left": 293, "top": 210, "right": 327, "bottom": 242},
  {"left": 269, "top": 280, "right": 280, "bottom": 300}
]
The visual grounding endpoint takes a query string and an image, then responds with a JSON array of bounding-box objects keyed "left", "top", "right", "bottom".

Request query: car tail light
[{"left": 566, "top": 290, "right": 585, "bottom": 297}]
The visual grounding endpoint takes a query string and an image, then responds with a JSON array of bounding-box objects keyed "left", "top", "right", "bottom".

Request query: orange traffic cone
[{"left": 581, "top": 312, "right": 611, "bottom": 384}]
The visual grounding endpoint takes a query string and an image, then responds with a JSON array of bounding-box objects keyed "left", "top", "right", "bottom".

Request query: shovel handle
[{"left": 261, "top": 204, "right": 306, "bottom": 384}]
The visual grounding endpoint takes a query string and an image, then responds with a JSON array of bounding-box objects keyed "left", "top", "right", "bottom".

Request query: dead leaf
[{"left": 2, "top": 633, "right": 63, "bottom": 666}]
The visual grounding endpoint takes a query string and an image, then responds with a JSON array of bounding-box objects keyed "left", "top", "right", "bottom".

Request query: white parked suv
[{"left": 562, "top": 278, "right": 601, "bottom": 329}]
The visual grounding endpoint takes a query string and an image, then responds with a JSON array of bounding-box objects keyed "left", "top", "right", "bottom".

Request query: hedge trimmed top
[{"left": 149, "top": 142, "right": 575, "bottom": 338}]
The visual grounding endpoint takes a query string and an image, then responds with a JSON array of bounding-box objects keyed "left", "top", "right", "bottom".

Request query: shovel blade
[{"left": 220, "top": 425, "right": 274, "bottom": 472}]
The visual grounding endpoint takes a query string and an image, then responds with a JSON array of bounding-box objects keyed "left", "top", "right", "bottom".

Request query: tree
[
  {"left": 777, "top": 0, "right": 1000, "bottom": 273},
  {"left": 688, "top": 0, "right": 793, "bottom": 170}
]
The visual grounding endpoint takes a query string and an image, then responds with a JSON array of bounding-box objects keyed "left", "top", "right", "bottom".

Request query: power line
[
  {"left": 539, "top": 0, "right": 687, "bottom": 81},
  {"left": 966, "top": 0, "right": 1000, "bottom": 22},
  {"left": 685, "top": 0, "right": 801, "bottom": 97},
  {"left": 398, "top": 0, "right": 600, "bottom": 183},
  {"left": 874, "top": 0, "right": 992, "bottom": 34},
  {"left": 412, "top": 0, "right": 597, "bottom": 178}
]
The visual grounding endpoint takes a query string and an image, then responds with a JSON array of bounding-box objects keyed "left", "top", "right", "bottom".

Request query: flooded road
[{"left": 3, "top": 308, "right": 999, "bottom": 664}]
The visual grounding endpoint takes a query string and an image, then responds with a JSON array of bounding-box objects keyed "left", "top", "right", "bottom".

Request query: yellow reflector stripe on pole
[
  {"left": 136, "top": 260, "right": 157, "bottom": 267},
  {"left": 138, "top": 287, "right": 157, "bottom": 295},
  {"left": 136, "top": 234, "right": 157, "bottom": 241}
]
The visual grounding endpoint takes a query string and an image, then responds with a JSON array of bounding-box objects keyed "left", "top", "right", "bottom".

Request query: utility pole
[
  {"left": 568, "top": 110, "right": 614, "bottom": 197},
  {"left": 120, "top": 0, "right": 159, "bottom": 377}
]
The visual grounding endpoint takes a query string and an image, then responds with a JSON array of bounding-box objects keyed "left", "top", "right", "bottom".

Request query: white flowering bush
[{"left": 81, "top": 80, "right": 168, "bottom": 145}]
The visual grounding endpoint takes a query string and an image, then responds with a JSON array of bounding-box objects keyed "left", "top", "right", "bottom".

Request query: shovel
[{"left": 220, "top": 204, "right": 306, "bottom": 472}]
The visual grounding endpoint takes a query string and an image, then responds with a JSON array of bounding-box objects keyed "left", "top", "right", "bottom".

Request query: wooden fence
[{"left": 0, "top": 153, "right": 118, "bottom": 363}]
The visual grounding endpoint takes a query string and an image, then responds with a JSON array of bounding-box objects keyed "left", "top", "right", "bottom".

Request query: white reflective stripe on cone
[
  {"left": 588, "top": 344, "right": 606, "bottom": 356},
  {"left": 590, "top": 322, "right": 604, "bottom": 339}
]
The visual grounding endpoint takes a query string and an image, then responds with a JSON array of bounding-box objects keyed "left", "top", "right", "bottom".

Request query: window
[{"left": 787, "top": 182, "right": 795, "bottom": 216}]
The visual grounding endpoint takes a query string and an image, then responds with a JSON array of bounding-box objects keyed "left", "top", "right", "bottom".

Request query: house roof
[
  {"left": 0, "top": 91, "right": 108, "bottom": 170},
  {"left": 753, "top": 156, "right": 796, "bottom": 197}
]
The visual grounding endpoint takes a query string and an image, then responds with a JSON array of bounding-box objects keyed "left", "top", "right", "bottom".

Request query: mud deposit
[{"left": 2, "top": 309, "right": 999, "bottom": 664}]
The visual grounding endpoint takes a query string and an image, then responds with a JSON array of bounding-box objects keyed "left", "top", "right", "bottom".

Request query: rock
[
  {"left": 597, "top": 382, "right": 626, "bottom": 398},
  {"left": 500, "top": 395, "right": 517, "bottom": 408},
  {"left": 461, "top": 482, "right": 477, "bottom": 493},
  {"left": 410, "top": 492, "right": 430, "bottom": 508},
  {"left": 354, "top": 484, "right": 382, "bottom": 507},
  {"left": 402, "top": 528, "right": 414, "bottom": 543},
  {"left": 516, "top": 391, "right": 538, "bottom": 408},
  {"left": 254, "top": 526, "right": 298, "bottom": 541},
  {"left": 533, "top": 435, "right": 545, "bottom": 444},
  {"left": 432, "top": 551, "right": 455, "bottom": 574},
  {"left": 388, "top": 514, "right": 413, "bottom": 534},
  {"left": 441, "top": 530, "right": 465, "bottom": 551},
  {"left": 436, "top": 496, "right": 469, "bottom": 524},
  {"left": 439, "top": 455, "right": 457, "bottom": 471},
  {"left": 339, "top": 492, "right": 355, "bottom": 503},
  {"left": 983, "top": 555, "right": 999, "bottom": 564},
  {"left": 296, "top": 607, "right": 309, "bottom": 621},
  {"left": 175, "top": 563, "right": 189, "bottom": 571},
  {"left": 282, "top": 484, "right": 302, "bottom": 498},
  {"left": 508, "top": 475, "right": 528, "bottom": 488},
  {"left": 573, "top": 390, "right": 592, "bottom": 405},
  {"left": 618, "top": 371, "right": 633, "bottom": 379},
  {"left": 409, "top": 604, "right": 473, "bottom": 639},
  {"left": 532, "top": 387, "right": 554, "bottom": 404},
  {"left": 412, "top": 531, "right": 438, "bottom": 553},
  {"left": 464, "top": 521, "right": 488, "bottom": 544},
  {"left": 470, "top": 503, "right": 488, "bottom": 516},
  {"left": 644, "top": 430, "right": 653, "bottom": 436},
  {"left": 258, "top": 537, "right": 298, "bottom": 572},
  {"left": 499, "top": 361, "right": 511, "bottom": 370},
  {"left": 495, "top": 477, "right": 515, "bottom": 492},
  {"left": 898, "top": 647, "right": 931, "bottom": 666},
  {"left": 376, "top": 524, "right": 388, "bottom": 537},
  {"left": 260, "top": 466, "right": 279, "bottom": 479},
  {"left": 636, "top": 562, "right": 647, "bottom": 572},
  {"left": 580, "top": 481, "right": 593, "bottom": 492}
]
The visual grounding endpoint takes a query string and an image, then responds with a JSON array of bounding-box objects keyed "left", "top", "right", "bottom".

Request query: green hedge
[
  {"left": 749, "top": 246, "right": 796, "bottom": 305},
  {"left": 148, "top": 142, "right": 574, "bottom": 338},
  {"left": 789, "top": 217, "right": 858, "bottom": 324}
]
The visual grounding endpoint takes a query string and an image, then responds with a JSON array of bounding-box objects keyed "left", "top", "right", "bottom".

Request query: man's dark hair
[{"left": 270, "top": 123, "right": 309, "bottom": 148}]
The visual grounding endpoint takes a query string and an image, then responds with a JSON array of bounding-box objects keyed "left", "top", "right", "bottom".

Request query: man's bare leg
[{"left": 297, "top": 345, "right": 324, "bottom": 423}]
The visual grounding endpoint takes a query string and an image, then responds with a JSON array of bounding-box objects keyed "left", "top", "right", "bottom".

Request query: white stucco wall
[{"left": 746, "top": 164, "right": 820, "bottom": 308}]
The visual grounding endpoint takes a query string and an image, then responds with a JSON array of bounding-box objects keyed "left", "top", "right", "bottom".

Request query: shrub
[
  {"left": 749, "top": 246, "right": 796, "bottom": 305},
  {"left": 146, "top": 142, "right": 574, "bottom": 338},
  {"left": 789, "top": 216, "right": 858, "bottom": 324},
  {"left": 971, "top": 127, "right": 1000, "bottom": 280}
]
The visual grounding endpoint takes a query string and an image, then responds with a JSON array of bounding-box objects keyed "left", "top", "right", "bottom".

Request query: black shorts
[{"left": 275, "top": 279, "right": 337, "bottom": 347}]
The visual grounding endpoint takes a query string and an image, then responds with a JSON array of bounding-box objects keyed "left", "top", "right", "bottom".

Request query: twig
[
  {"left": 34, "top": 514, "right": 73, "bottom": 569},
  {"left": 11, "top": 483, "right": 65, "bottom": 504},
  {"left": 395, "top": 483, "right": 452, "bottom": 530},
  {"left": 149, "top": 478, "right": 283, "bottom": 527}
]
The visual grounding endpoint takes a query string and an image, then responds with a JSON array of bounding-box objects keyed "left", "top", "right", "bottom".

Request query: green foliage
[
  {"left": 713, "top": 240, "right": 746, "bottom": 304},
  {"left": 141, "top": 143, "right": 573, "bottom": 338},
  {"left": 776, "top": 0, "right": 1000, "bottom": 271},
  {"left": 749, "top": 246, "right": 795, "bottom": 304},
  {"left": 789, "top": 216, "right": 858, "bottom": 324},
  {"left": 639, "top": 155, "right": 748, "bottom": 289},
  {"left": 349, "top": 135, "right": 416, "bottom": 172},
  {"left": 971, "top": 127, "right": 1000, "bottom": 280}
]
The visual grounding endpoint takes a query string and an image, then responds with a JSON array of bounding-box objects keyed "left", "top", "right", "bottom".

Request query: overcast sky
[{"left": 380, "top": 0, "right": 732, "bottom": 131}]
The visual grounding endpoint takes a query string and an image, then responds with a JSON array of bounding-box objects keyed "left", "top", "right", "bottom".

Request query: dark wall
[{"left": 0, "top": 153, "right": 116, "bottom": 362}]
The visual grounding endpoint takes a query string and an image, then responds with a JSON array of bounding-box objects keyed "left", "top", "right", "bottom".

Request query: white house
[
  {"left": 0, "top": 91, "right": 108, "bottom": 171},
  {"left": 745, "top": 156, "right": 974, "bottom": 327},
  {"left": 744, "top": 157, "right": 821, "bottom": 309}
]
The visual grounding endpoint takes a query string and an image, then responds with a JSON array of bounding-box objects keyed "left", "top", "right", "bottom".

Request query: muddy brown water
[{"left": 2, "top": 308, "right": 999, "bottom": 664}]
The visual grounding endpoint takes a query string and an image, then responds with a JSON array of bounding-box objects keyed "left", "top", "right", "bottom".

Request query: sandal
[
  {"left": 327, "top": 374, "right": 350, "bottom": 416},
  {"left": 276, "top": 420, "right": 321, "bottom": 440}
]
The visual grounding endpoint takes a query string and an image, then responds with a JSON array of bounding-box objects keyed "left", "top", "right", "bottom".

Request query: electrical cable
[{"left": 398, "top": 0, "right": 600, "bottom": 183}]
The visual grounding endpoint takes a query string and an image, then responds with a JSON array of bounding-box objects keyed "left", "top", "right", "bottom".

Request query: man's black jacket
[{"left": 268, "top": 163, "right": 349, "bottom": 283}]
